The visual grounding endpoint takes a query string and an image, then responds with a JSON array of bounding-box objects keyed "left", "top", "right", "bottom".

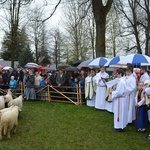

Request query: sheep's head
[
  {"left": 19, "top": 95, "right": 24, "bottom": 100},
  {"left": 7, "top": 89, "right": 12, "bottom": 94}
]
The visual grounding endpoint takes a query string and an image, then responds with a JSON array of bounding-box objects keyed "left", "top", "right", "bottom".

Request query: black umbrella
[
  {"left": 64, "top": 66, "right": 79, "bottom": 72},
  {"left": 77, "top": 60, "right": 93, "bottom": 69},
  {"left": 73, "top": 60, "right": 84, "bottom": 67}
]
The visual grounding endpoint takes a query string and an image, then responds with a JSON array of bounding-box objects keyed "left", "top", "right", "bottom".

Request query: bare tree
[
  {"left": 115, "top": 0, "right": 145, "bottom": 54},
  {"left": 63, "top": 0, "right": 92, "bottom": 62},
  {"left": 137, "top": 0, "right": 150, "bottom": 55},
  {"left": 47, "top": 28, "right": 65, "bottom": 68},
  {"left": 0, "top": 0, "right": 33, "bottom": 67},
  {"left": 105, "top": 3, "right": 122, "bottom": 57},
  {"left": 27, "top": 5, "right": 45, "bottom": 64}
]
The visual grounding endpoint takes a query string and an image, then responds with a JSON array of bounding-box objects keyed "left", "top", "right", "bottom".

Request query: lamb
[
  {"left": 8, "top": 95, "right": 23, "bottom": 109},
  {"left": 0, "top": 105, "right": 14, "bottom": 114},
  {"left": 4, "top": 89, "right": 13, "bottom": 103},
  {"left": 0, "top": 106, "right": 14, "bottom": 120},
  {"left": 0, "top": 106, "right": 21, "bottom": 140},
  {"left": 0, "top": 96, "right": 5, "bottom": 110}
]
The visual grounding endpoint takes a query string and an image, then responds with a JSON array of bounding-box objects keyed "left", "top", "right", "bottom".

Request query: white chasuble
[{"left": 85, "top": 76, "right": 96, "bottom": 107}]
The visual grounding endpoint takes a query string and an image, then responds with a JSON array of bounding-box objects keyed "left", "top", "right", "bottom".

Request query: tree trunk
[
  {"left": 95, "top": 18, "right": 106, "bottom": 57},
  {"left": 92, "top": 0, "right": 113, "bottom": 57}
]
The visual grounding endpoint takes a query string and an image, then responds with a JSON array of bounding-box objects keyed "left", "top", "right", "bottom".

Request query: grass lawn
[{"left": 0, "top": 101, "right": 150, "bottom": 150}]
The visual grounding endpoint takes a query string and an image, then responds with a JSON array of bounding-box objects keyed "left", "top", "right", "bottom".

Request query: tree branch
[
  {"left": 105, "top": 0, "right": 113, "bottom": 15},
  {"left": 42, "top": 0, "right": 61, "bottom": 23},
  {"left": 0, "top": 0, "right": 7, "bottom": 5},
  {"left": 79, "top": 0, "right": 90, "bottom": 8},
  {"left": 126, "top": 45, "right": 137, "bottom": 51}
]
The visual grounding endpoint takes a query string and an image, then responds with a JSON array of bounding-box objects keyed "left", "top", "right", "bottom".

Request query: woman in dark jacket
[{"left": 25, "top": 70, "right": 36, "bottom": 100}]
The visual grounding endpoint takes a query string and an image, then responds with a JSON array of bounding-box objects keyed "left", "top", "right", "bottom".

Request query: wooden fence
[{"left": 0, "top": 84, "right": 86, "bottom": 105}]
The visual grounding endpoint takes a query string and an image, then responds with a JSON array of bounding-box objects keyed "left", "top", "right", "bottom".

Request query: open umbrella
[
  {"left": 57, "top": 63, "right": 71, "bottom": 69},
  {"left": 39, "top": 66, "right": 52, "bottom": 71},
  {"left": 24, "top": 62, "right": 39, "bottom": 68},
  {"left": 88, "top": 57, "right": 109, "bottom": 67},
  {"left": 73, "top": 60, "right": 84, "bottom": 67},
  {"left": 104, "top": 56, "right": 125, "bottom": 66},
  {"left": 118, "top": 54, "right": 150, "bottom": 66},
  {"left": 64, "top": 66, "right": 79, "bottom": 72},
  {"left": 0, "top": 65, "right": 3, "bottom": 71},
  {"left": 3, "top": 66, "right": 12, "bottom": 70},
  {"left": 77, "top": 60, "right": 92, "bottom": 69}
]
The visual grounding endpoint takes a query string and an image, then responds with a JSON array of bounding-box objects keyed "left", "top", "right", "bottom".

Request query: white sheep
[
  {"left": 4, "top": 89, "right": 13, "bottom": 103},
  {"left": 0, "top": 105, "right": 14, "bottom": 114},
  {"left": 0, "top": 106, "right": 21, "bottom": 140},
  {"left": 0, "top": 96, "right": 5, "bottom": 110},
  {"left": 0, "top": 106, "right": 14, "bottom": 120},
  {"left": 8, "top": 95, "right": 23, "bottom": 109}
]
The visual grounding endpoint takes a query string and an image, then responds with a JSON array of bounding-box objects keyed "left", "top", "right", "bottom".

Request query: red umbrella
[
  {"left": 38, "top": 66, "right": 52, "bottom": 71},
  {"left": 0, "top": 65, "right": 3, "bottom": 71}
]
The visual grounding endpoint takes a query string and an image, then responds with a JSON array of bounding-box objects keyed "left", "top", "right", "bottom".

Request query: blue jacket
[{"left": 9, "top": 80, "right": 17, "bottom": 89}]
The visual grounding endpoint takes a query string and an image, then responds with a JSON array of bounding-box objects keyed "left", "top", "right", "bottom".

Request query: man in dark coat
[
  {"left": 16, "top": 67, "right": 24, "bottom": 83},
  {"left": 50, "top": 70, "right": 57, "bottom": 86},
  {"left": 56, "top": 69, "right": 67, "bottom": 92}
]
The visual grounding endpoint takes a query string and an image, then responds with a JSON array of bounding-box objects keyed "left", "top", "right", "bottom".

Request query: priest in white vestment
[
  {"left": 95, "top": 67, "right": 109, "bottom": 110},
  {"left": 125, "top": 67, "right": 137, "bottom": 123},
  {"left": 112, "top": 69, "right": 128, "bottom": 132},
  {"left": 85, "top": 69, "right": 96, "bottom": 107}
]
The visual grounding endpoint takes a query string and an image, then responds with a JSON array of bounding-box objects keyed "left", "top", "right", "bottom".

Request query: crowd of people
[
  {"left": 0, "top": 67, "right": 86, "bottom": 100},
  {"left": 84, "top": 66, "right": 150, "bottom": 140}
]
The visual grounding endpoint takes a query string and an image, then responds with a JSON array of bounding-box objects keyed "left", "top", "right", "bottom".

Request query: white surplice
[
  {"left": 95, "top": 71, "right": 109, "bottom": 110},
  {"left": 85, "top": 75, "right": 96, "bottom": 107},
  {"left": 125, "top": 74, "right": 137, "bottom": 123},
  {"left": 112, "top": 77, "right": 128, "bottom": 129},
  {"left": 140, "top": 72, "right": 150, "bottom": 82}
]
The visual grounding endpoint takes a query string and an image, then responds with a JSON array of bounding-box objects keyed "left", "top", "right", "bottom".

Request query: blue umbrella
[
  {"left": 24, "top": 62, "right": 39, "bottom": 68},
  {"left": 104, "top": 56, "right": 125, "bottom": 66},
  {"left": 88, "top": 57, "right": 109, "bottom": 66},
  {"left": 118, "top": 54, "right": 150, "bottom": 66}
]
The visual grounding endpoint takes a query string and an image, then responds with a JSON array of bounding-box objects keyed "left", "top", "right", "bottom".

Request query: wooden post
[
  {"left": 79, "top": 84, "right": 82, "bottom": 105},
  {"left": 76, "top": 84, "right": 79, "bottom": 105},
  {"left": 21, "top": 82, "right": 23, "bottom": 96},
  {"left": 47, "top": 85, "right": 51, "bottom": 102}
]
